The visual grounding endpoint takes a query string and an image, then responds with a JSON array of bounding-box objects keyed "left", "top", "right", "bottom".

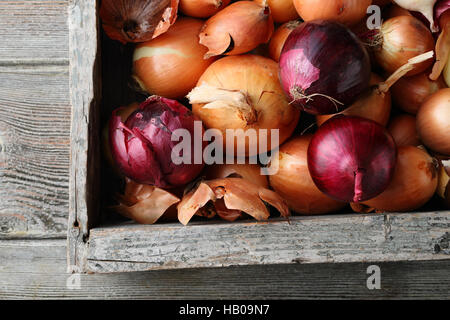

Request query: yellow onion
[
  {"left": 256, "top": 0, "right": 299, "bottom": 23},
  {"left": 416, "top": 88, "right": 450, "bottom": 155},
  {"left": 199, "top": 1, "right": 274, "bottom": 58},
  {"left": 100, "top": 0, "right": 179, "bottom": 44},
  {"left": 387, "top": 114, "right": 421, "bottom": 147},
  {"left": 363, "top": 146, "right": 438, "bottom": 212},
  {"left": 269, "top": 135, "right": 347, "bottom": 214},
  {"left": 177, "top": 178, "right": 289, "bottom": 225},
  {"left": 374, "top": 16, "right": 435, "bottom": 77},
  {"left": 293, "top": 0, "right": 372, "bottom": 26},
  {"left": 391, "top": 70, "right": 447, "bottom": 115},
  {"left": 187, "top": 55, "right": 300, "bottom": 156},
  {"left": 179, "top": 0, "right": 230, "bottom": 18},
  {"left": 385, "top": 3, "right": 413, "bottom": 19},
  {"left": 268, "top": 20, "right": 302, "bottom": 62},
  {"left": 132, "top": 18, "right": 215, "bottom": 99}
]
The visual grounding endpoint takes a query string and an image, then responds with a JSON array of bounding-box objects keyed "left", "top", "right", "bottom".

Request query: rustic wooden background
[{"left": 0, "top": 0, "right": 449, "bottom": 299}]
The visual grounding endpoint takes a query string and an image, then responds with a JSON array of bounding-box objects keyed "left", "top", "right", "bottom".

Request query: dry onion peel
[
  {"left": 437, "top": 159, "right": 450, "bottom": 207},
  {"left": 112, "top": 178, "right": 180, "bottom": 224},
  {"left": 431, "top": 11, "right": 450, "bottom": 80},
  {"left": 100, "top": 0, "right": 179, "bottom": 44},
  {"left": 199, "top": 1, "right": 274, "bottom": 58},
  {"left": 204, "top": 163, "right": 269, "bottom": 188},
  {"left": 177, "top": 178, "right": 289, "bottom": 225}
]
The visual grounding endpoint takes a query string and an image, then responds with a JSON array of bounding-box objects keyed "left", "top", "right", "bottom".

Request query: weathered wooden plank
[
  {"left": 0, "top": 239, "right": 449, "bottom": 299},
  {"left": 0, "top": 0, "right": 69, "bottom": 64},
  {"left": 67, "top": 0, "right": 101, "bottom": 273},
  {"left": 86, "top": 212, "right": 450, "bottom": 273},
  {"left": 0, "top": 65, "right": 70, "bottom": 238}
]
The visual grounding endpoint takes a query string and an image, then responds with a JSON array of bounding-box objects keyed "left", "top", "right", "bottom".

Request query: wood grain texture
[
  {"left": 0, "top": 65, "right": 70, "bottom": 238},
  {"left": 86, "top": 212, "right": 450, "bottom": 273},
  {"left": 0, "top": 0, "right": 69, "bottom": 64},
  {"left": 67, "top": 0, "right": 101, "bottom": 273},
  {"left": 0, "top": 239, "right": 449, "bottom": 299}
]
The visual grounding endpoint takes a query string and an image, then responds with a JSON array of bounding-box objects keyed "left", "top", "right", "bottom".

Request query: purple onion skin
[
  {"left": 279, "top": 20, "right": 371, "bottom": 115},
  {"left": 109, "top": 96, "right": 204, "bottom": 188},
  {"left": 307, "top": 115, "right": 397, "bottom": 203}
]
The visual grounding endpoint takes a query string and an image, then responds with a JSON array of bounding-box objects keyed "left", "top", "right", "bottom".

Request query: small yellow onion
[
  {"left": 255, "top": 0, "right": 299, "bottom": 23},
  {"left": 374, "top": 16, "right": 435, "bottom": 77},
  {"left": 132, "top": 18, "right": 216, "bottom": 99},
  {"left": 363, "top": 146, "right": 438, "bottom": 212},
  {"left": 387, "top": 114, "right": 421, "bottom": 147},
  {"left": 268, "top": 20, "right": 302, "bottom": 62},
  {"left": 416, "top": 88, "right": 450, "bottom": 156},
  {"left": 179, "top": 0, "right": 231, "bottom": 18},
  {"left": 269, "top": 135, "right": 347, "bottom": 215},
  {"left": 293, "top": 0, "right": 372, "bottom": 26},
  {"left": 391, "top": 70, "right": 447, "bottom": 115},
  {"left": 199, "top": 1, "right": 274, "bottom": 58},
  {"left": 187, "top": 54, "right": 300, "bottom": 156}
]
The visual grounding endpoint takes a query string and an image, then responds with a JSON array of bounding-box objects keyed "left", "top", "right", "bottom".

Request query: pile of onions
[
  {"left": 199, "top": 1, "right": 274, "bottom": 58},
  {"left": 179, "top": 0, "right": 230, "bottom": 18},
  {"left": 416, "top": 88, "right": 450, "bottom": 155},
  {"left": 269, "top": 135, "right": 347, "bottom": 214},
  {"left": 391, "top": 70, "right": 447, "bottom": 115},
  {"left": 387, "top": 114, "right": 421, "bottom": 147},
  {"left": 100, "top": 0, "right": 179, "bottom": 43},
  {"left": 308, "top": 115, "right": 397, "bottom": 203},
  {"left": 256, "top": 0, "right": 299, "bottom": 23},
  {"left": 268, "top": 20, "right": 302, "bottom": 62},
  {"left": 132, "top": 18, "right": 215, "bottom": 99},
  {"left": 362, "top": 146, "right": 438, "bottom": 211},
  {"left": 373, "top": 15, "right": 435, "bottom": 76},
  {"left": 187, "top": 55, "right": 300, "bottom": 156},
  {"left": 293, "top": 0, "right": 372, "bottom": 26},
  {"left": 279, "top": 20, "right": 371, "bottom": 115},
  {"left": 109, "top": 96, "right": 205, "bottom": 188}
]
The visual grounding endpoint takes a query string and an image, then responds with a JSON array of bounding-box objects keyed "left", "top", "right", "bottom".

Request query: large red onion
[
  {"left": 279, "top": 20, "right": 371, "bottom": 115},
  {"left": 109, "top": 96, "right": 204, "bottom": 188},
  {"left": 307, "top": 115, "right": 397, "bottom": 203}
]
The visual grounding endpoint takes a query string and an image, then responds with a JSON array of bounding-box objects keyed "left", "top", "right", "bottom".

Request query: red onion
[
  {"left": 109, "top": 96, "right": 204, "bottom": 188},
  {"left": 307, "top": 115, "right": 397, "bottom": 203},
  {"left": 279, "top": 20, "right": 371, "bottom": 115}
]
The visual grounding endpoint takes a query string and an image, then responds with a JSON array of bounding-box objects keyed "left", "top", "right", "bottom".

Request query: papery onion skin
[
  {"left": 387, "top": 114, "right": 421, "bottom": 147},
  {"left": 363, "top": 146, "right": 438, "bottom": 211},
  {"left": 391, "top": 70, "right": 447, "bottom": 115},
  {"left": 257, "top": 0, "right": 300, "bottom": 23},
  {"left": 268, "top": 20, "right": 302, "bottom": 62},
  {"left": 269, "top": 135, "right": 347, "bottom": 214},
  {"left": 179, "top": 0, "right": 230, "bottom": 18},
  {"left": 109, "top": 96, "right": 205, "bottom": 188},
  {"left": 316, "top": 74, "right": 391, "bottom": 126},
  {"left": 100, "top": 0, "right": 179, "bottom": 44},
  {"left": 293, "top": 0, "right": 372, "bottom": 26},
  {"left": 133, "top": 18, "right": 215, "bottom": 99},
  {"left": 204, "top": 163, "right": 269, "bottom": 188},
  {"left": 437, "top": 160, "right": 450, "bottom": 208},
  {"left": 374, "top": 16, "right": 435, "bottom": 77},
  {"left": 189, "top": 55, "right": 300, "bottom": 156},
  {"left": 416, "top": 88, "right": 450, "bottom": 155},
  {"left": 199, "top": 1, "right": 274, "bottom": 58},
  {"left": 279, "top": 20, "right": 371, "bottom": 115},
  {"left": 308, "top": 115, "right": 397, "bottom": 203}
]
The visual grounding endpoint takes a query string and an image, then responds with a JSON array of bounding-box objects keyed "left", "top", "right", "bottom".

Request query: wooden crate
[{"left": 67, "top": 0, "right": 450, "bottom": 274}]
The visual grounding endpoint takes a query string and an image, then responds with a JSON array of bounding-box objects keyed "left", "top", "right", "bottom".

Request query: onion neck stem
[{"left": 353, "top": 168, "right": 366, "bottom": 203}]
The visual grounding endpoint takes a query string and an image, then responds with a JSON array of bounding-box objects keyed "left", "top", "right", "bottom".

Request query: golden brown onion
[
  {"left": 293, "top": 0, "right": 372, "bottom": 26},
  {"left": 199, "top": 1, "right": 274, "bottom": 58},
  {"left": 187, "top": 55, "right": 300, "bottom": 156},
  {"left": 268, "top": 20, "right": 302, "bottom": 62},
  {"left": 256, "top": 0, "right": 299, "bottom": 23},
  {"left": 416, "top": 88, "right": 450, "bottom": 155},
  {"left": 132, "top": 18, "right": 216, "bottom": 99},
  {"left": 387, "top": 114, "right": 421, "bottom": 147},
  {"left": 179, "top": 0, "right": 230, "bottom": 18},
  {"left": 363, "top": 146, "right": 439, "bottom": 212},
  {"left": 100, "top": 0, "right": 179, "bottom": 43},
  {"left": 269, "top": 135, "right": 347, "bottom": 215}
]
